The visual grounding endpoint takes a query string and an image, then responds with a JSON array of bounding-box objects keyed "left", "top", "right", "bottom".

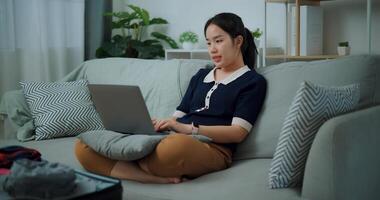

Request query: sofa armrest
[
  {"left": 0, "top": 90, "right": 35, "bottom": 141},
  {"left": 301, "top": 105, "right": 380, "bottom": 200},
  {"left": 0, "top": 115, "right": 17, "bottom": 139}
]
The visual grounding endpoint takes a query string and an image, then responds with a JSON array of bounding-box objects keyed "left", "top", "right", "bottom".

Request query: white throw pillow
[
  {"left": 269, "top": 81, "right": 360, "bottom": 188},
  {"left": 20, "top": 80, "right": 104, "bottom": 140}
]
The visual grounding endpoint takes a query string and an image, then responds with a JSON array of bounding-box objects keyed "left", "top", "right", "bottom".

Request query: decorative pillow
[
  {"left": 78, "top": 130, "right": 213, "bottom": 161},
  {"left": 20, "top": 80, "right": 104, "bottom": 140},
  {"left": 269, "top": 81, "right": 360, "bottom": 189}
]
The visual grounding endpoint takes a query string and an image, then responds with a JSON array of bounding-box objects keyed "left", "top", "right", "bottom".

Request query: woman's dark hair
[{"left": 204, "top": 13, "right": 257, "bottom": 69}]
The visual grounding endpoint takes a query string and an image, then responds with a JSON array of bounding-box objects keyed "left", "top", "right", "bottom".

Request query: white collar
[{"left": 203, "top": 65, "right": 250, "bottom": 85}]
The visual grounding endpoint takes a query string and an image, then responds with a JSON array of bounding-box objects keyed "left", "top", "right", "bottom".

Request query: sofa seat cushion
[
  {"left": 0, "top": 139, "right": 301, "bottom": 200},
  {"left": 121, "top": 159, "right": 301, "bottom": 200},
  {"left": 0, "top": 137, "right": 81, "bottom": 170}
]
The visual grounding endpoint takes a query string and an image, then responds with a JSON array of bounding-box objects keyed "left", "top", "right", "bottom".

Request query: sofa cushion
[
  {"left": 234, "top": 55, "right": 380, "bottom": 160},
  {"left": 20, "top": 80, "right": 104, "bottom": 140},
  {"left": 121, "top": 159, "right": 301, "bottom": 200},
  {"left": 82, "top": 58, "right": 212, "bottom": 119},
  {"left": 268, "top": 81, "right": 360, "bottom": 188},
  {"left": 78, "top": 130, "right": 165, "bottom": 161},
  {"left": 78, "top": 130, "right": 213, "bottom": 161},
  {"left": 0, "top": 137, "right": 81, "bottom": 170}
]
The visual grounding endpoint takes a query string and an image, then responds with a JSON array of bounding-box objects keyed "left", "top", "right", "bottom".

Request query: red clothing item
[
  {"left": 0, "top": 168, "right": 10, "bottom": 175},
  {"left": 0, "top": 146, "right": 41, "bottom": 169}
]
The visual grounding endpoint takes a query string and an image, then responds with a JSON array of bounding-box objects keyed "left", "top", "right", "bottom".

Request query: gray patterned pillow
[
  {"left": 269, "top": 81, "right": 360, "bottom": 189},
  {"left": 20, "top": 80, "right": 104, "bottom": 140},
  {"left": 78, "top": 130, "right": 213, "bottom": 161},
  {"left": 78, "top": 130, "right": 165, "bottom": 161}
]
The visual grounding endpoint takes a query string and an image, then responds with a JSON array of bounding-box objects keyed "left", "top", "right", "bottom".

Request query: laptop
[{"left": 88, "top": 84, "right": 160, "bottom": 135}]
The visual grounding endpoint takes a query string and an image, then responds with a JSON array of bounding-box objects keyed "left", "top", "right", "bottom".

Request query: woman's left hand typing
[{"left": 152, "top": 118, "right": 192, "bottom": 134}]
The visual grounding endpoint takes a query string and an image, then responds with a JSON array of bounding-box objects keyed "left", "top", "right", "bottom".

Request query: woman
[{"left": 75, "top": 12, "right": 267, "bottom": 184}]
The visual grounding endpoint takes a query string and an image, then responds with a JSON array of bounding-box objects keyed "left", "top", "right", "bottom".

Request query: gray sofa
[{"left": 0, "top": 55, "right": 379, "bottom": 200}]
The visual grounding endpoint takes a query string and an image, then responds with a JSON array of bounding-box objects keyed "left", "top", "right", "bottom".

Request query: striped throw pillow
[
  {"left": 20, "top": 80, "right": 104, "bottom": 140},
  {"left": 269, "top": 81, "right": 360, "bottom": 189}
]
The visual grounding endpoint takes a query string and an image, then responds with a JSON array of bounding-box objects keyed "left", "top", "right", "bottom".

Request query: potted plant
[
  {"left": 251, "top": 28, "right": 263, "bottom": 47},
  {"left": 96, "top": 4, "right": 179, "bottom": 59},
  {"left": 179, "top": 31, "right": 199, "bottom": 50},
  {"left": 337, "top": 41, "right": 350, "bottom": 56}
]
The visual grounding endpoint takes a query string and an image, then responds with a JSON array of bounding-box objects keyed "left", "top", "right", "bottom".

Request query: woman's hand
[{"left": 152, "top": 118, "right": 192, "bottom": 134}]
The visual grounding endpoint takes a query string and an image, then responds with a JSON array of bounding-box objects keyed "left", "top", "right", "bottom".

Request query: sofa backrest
[
  {"left": 78, "top": 55, "right": 380, "bottom": 160},
  {"left": 80, "top": 58, "right": 212, "bottom": 119},
  {"left": 234, "top": 55, "right": 380, "bottom": 160}
]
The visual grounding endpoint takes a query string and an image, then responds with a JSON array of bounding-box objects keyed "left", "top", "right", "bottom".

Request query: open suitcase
[
  {"left": 0, "top": 170, "right": 123, "bottom": 200},
  {"left": 69, "top": 170, "right": 123, "bottom": 200}
]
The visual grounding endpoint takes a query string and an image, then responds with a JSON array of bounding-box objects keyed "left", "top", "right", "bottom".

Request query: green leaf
[
  {"left": 128, "top": 5, "right": 150, "bottom": 26},
  {"left": 129, "top": 22, "right": 140, "bottom": 29},
  {"left": 138, "top": 45, "right": 164, "bottom": 59},
  {"left": 251, "top": 28, "right": 263, "bottom": 38},
  {"left": 103, "top": 12, "right": 114, "bottom": 17},
  {"left": 127, "top": 12, "right": 139, "bottom": 21},
  {"left": 112, "top": 35, "right": 124, "bottom": 42},
  {"left": 149, "top": 18, "right": 168, "bottom": 25},
  {"left": 95, "top": 47, "right": 111, "bottom": 58},
  {"left": 111, "top": 21, "right": 123, "bottom": 29},
  {"left": 143, "top": 39, "right": 161, "bottom": 46},
  {"left": 112, "top": 35, "right": 131, "bottom": 49},
  {"left": 102, "top": 42, "right": 125, "bottom": 57},
  {"left": 339, "top": 41, "right": 349, "bottom": 47},
  {"left": 151, "top": 32, "right": 179, "bottom": 49},
  {"left": 98, "top": 5, "right": 172, "bottom": 59},
  {"left": 179, "top": 31, "right": 198, "bottom": 44},
  {"left": 113, "top": 11, "right": 130, "bottom": 19},
  {"left": 131, "top": 39, "right": 164, "bottom": 59},
  {"left": 141, "top": 8, "right": 150, "bottom": 25}
]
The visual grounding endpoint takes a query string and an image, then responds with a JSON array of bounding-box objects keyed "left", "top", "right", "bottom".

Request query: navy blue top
[{"left": 175, "top": 66, "right": 267, "bottom": 152}]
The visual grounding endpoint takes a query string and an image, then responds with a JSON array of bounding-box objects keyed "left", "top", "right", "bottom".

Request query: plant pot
[
  {"left": 254, "top": 39, "right": 260, "bottom": 48},
  {"left": 337, "top": 46, "right": 350, "bottom": 56},
  {"left": 182, "top": 42, "right": 195, "bottom": 50}
]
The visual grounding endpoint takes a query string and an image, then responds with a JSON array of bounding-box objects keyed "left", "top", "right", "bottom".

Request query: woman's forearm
[{"left": 158, "top": 118, "right": 249, "bottom": 144}]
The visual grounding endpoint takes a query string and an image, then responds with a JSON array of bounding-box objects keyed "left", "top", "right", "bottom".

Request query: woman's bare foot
[
  {"left": 181, "top": 177, "right": 190, "bottom": 182},
  {"left": 166, "top": 177, "right": 181, "bottom": 184},
  {"left": 110, "top": 161, "right": 184, "bottom": 184}
]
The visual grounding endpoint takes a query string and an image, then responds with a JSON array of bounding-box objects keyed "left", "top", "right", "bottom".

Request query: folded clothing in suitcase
[{"left": 0, "top": 159, "right": 122, "bottom": 200}]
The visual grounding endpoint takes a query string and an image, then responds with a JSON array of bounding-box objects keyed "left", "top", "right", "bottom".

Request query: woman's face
[{"left": 205, "top": 24, "right": 243, "bottom": 69}]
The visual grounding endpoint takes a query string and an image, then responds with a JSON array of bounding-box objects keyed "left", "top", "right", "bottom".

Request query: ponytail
[{"left": 242, "top": 28, "right": 257, "bottom": 70}]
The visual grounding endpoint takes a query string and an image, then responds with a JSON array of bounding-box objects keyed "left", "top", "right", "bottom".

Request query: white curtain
[{"left": 0, "top": 0, "right": 84, "bottom": 99}]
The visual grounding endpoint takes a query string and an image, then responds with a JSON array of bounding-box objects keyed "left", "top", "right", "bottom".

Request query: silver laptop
[{"left": 88, "top": 84, "right": 159, "bottom": 135}]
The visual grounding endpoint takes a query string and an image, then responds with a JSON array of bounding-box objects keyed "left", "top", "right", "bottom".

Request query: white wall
[
  {"left": 115, "top": 0, "right": 379, "bottom": 55},
  {"left": 116, "top": 0, "right": 286, "bottom": 49},
  {"left": 322, "top": 0, "right": 379, "bottom": 55}
]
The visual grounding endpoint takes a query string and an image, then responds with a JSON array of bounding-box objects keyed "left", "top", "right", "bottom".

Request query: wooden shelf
[
  {"left": 264, "top": 0, "right": 373, "bottom": 66},
  {"left": 266, "top": 55, "right": 340, "bottom": 60},
  {"left": 266, "top": 0, "right": 330, "bottom": 5},
  {"left": 264, "top": 0, "right": 333, "bottom": 65}
]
